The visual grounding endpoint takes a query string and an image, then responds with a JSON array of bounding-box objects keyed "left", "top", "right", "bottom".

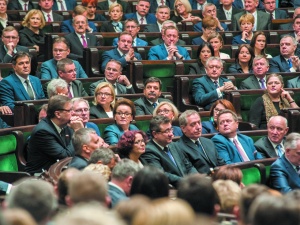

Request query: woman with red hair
[{"left": 82, "top": 0, "right": 106, "bottom": 21}]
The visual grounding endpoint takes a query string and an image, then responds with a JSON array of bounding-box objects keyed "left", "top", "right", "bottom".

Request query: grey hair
[
  {"left": 47, "top": 78, "right": 68, "bottom": 98},
  {"left": 111, "top": 159, "right": 140, "bottom": 181},
  {"left": 179, "top": 110, "right": 199, "bottom": 126},
  {"left": 284, "top": 133, "right": 300, "bottom": 150}
]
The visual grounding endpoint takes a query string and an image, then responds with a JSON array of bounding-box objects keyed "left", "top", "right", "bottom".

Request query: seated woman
[
  {"left": 117, "top": 130, "right": 147, "bottom": 166},
  {"left": 90, "top": 82, "right": 115, "bottom": 119},
  {"left": 208, "top": 32, "right": 230, "bottom": 59},
  {"left": 145, "top": 102, "right": 183, "bottom": 138},
  {"left": 202, "top": 99, "right": 236, "bottom": 134},
  {"left": 100, "top": 3, "right": 124, "bottom": 32},
  {"left": 249, "top": 73, "right": 298, "bottom": 129},
  {"left": 228, "top": 44, "right": 254, "bottom": 74},
  {"left": 232, "top": 14, "right": 254, "bottom": 45},
  {"left": 189, "top": 42, "right": 214, "bottom": 74},
  {"left": 19, "top": 9, "right": 45, "bottom": 61},
  {"left": 250, "top": 31, "right": 272, "bottom": 58},
  {"left": 82, "top": 0, "right": 107, "bottom": 22},
  {"left": 171, "top": 0, "right": 201, "bottom": 23},
  {"left": 104, "top": 98, "right": 139, "bottom": 145},
  {"left": 192, "top": 16, "right": 217, "bottom": 45}
]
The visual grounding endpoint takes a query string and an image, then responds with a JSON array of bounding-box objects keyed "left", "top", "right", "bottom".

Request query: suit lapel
[
  {"left": 72, "top": 33, "right": 83, "bottom": 47},
  {"left": 71, "top": 82, "right": 78, "bottom": 97},
  {"left": 143, "top": 97, "right": 154, "bottom": 114},
  {"left": 168, "top": 147, "right": 185, "bottom": 176},
  {"left": 280, "top": 55, "right": 290, "bottom": 71},
  {"left": 12, "top": 74, "right": 30, "bottom": 100},
  {"left": 251, "top": 76, "right": 261, "bottom": 89}
]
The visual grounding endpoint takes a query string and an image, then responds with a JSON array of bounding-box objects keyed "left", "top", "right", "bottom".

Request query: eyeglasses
[
  {"left": 134, "top": 139, "right": 145, "bottom": 144},
  {"left": 115, "top": 112, "right": 132, "bottom": 117},
  {"left": 57, "top": 108, "right": 72, "bottom": 112},
  {"left": 74, "top": 108, "right": 89, "bottom": 113},
  {"left": 205, "top": 27, "right": 217, "bottom": 32},
  {"left": 96, "top": 92, "right": 112, "bottom": 97},
  {"left": 157, "top": 109, "right": 171, "bottom": 114},
  {"left": 157, "top": 127, "right": 173, "bottom": 134},
  {"left": 3, "top": 36, "right": 18, "bottom": 40}
]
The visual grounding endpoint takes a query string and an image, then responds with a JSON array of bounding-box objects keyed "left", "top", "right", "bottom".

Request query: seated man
[
  {"left": 97, "top": 0, "right": 131, "bottom": 13},
  {"left": 144, "top": 5, "right": 171, "bottom": 32},
  {"left": 255, "top": 116, "right": 289, "bottom": 158},
  {"left": 38, "top": 0, "right": 64, "bottom": 22},
  {"left": 140, "top": 115, "right": 197, "bottom": 187},
  {"left": 101, "top": 31, "right": 142, "bottom": 73},
  {"left": 69, "top": 128, "right": 103, "bottom": 170},
  {"left": 60, "top": 5, "right": 98, "bottom": 33},
  {"left": 53, "top": 0, "right": 77, "bottom": 10},
  {"left": 211, "top": 109, "right": 263, "bottom": 164},
  {"left": 270, "top": 132, "right": 300, "bottom": 193},
  {"left": 57, "top": 58, "right": 88, "bottom": 98},
  {"left": 124, "top": 0, "right": 157, "bottom": 24},
  {"left": 262, "top": 0, "right": 288, "bottom": 19},
  {"left": 40, "top": 37, "right": 88, "bottom": 80},
  {"left": 46, "top": 78, "right": 69, "bottom": 98},
  {"left": 134, "top": 77, "right": 171, "bottom": 115},
  {"left": 148, "top": 26, "right": 191, "bottom": 60},
  {"left": 112, "top": 19, "right": 148, "bottom": 47},
  {"left": 192, "top": 57, "right": 235, "bottom": 110},
  {"left": 25, "top": 95, "right": 82, "bottom": 175},
  {"left": 90, "top": 59, "right": 135, "bottom": 96},
  {"left": 0, "top": 52, "right": 45, "bottom": 111},
  {"left": 217, "top": 0, "right": 242, "bottom": 20},
  {"left": 279, "top": 7, "right": 300, "bottom": 30}
]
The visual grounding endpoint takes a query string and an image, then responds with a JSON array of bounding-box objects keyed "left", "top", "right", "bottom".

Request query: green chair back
[
  {"left": 241, "top": 167, "right": 261, "bottom": 186},
  {"left": 0, "top": 134, "right": 18, "bottom": 171}
]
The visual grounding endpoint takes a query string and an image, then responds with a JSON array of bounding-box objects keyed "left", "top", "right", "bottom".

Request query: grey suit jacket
[
  {"left": 108, "top": 183, "right": 128, "bottom": 208},
  {"left": 287, "top": 76, "right": 300, "bottom": 88},
  {"left": 90, "top": 104, "right": 110, "bottom": 119},
  {"left": 144, "top": 23, "right": 160, "bottom": 32},
  {"left": 89, "top": 78, "right": 135, "bottom": 96},
  {"left": 232, "top": 10, "right": 271, "bottom": 31},
  {"left": 134, "top": 96, "right": 172, "bottom": 115},
  {"left": 239, "top": 75, "right": 262, "bottom": 89},
  {"left": 254, "top": 136, "right": 280, "bottom": 158},
  {"left": 71, "top": 80, "right": 89, "bottom": 98},
  {"left": 0, "top": 45, "right": 29, "bottom": 63}
]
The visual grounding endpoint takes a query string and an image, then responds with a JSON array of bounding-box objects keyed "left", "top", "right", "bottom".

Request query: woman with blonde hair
[
  {"left": 90, "top": 82, "right": 116, "bottom": 119},
  {"left": 232, "top": 14, "right": 254, "bottom": 45},
  {"left": 100, "top": 3, "right": 124, "bottom": 32},
  {"left": 19, "top": 9, "right": 45, "bottom": 61},
  {"left": 171, "top": 0, "right": 201, "bottom": 23}
]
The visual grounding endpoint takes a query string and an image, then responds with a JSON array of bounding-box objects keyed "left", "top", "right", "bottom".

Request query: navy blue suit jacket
[
  {"left": 40, "top": 58, "right": 88, "bottom": 79},
  {"left": 194, "top": 21, "right": 228, "bottom": 32},
  {"left": 269, "top": 55, "right": 293, "bottom": 73},
  {"left": 232, "top": 34, "right": 251, "bottom": 44},
  {"left": 53, "top": 0, "right": 77, "bottom": 10},
  {"left": 211, "top": 133, "right": 263, "bottom": 164},
  {"left": 0, "top": 74, "right": 45, "bottom": 110},
  {"left": 189, "top": 0, "right": 216, "bottom": 9},
  {"left": 0, "top": 45, "right": 29, "bottom": 63},
  {"left": 270, "top": 155, "right": 300, "bottom": 193},
  {"left": 124, "top": 13, "right": 157, "bottom": 24},
  {"left": 192, "top": 75, "right": 230, "bottom": 110},
  {"left": 101, "top": 48, "right": 142, "bottom": 72},
  {"left": 108, "top": 183, "right": 128, "bottom": 208},
  {"left": 148, "top": 43, "right": 191, "bottom": 60},
  {"left": 60, "top": 19, "right": 98, "bottom": 33},
  {"left": 201, "top": 121, "right": 218, "bottom": 134},
  {"left": 112, "top": 37, "right": 148, "bottom": 47}
]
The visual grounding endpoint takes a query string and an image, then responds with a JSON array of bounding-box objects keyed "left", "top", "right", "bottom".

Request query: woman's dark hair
[
  {"left": 250, "top": 31, "right": 268, "bottom": 57},
  {"left": 197, "top": 42, "right": 215, "bottom": 59},
  {"left": 234, "top": 44, "right": 255, "bottom": 68},
  {"left": 117, "top": 130, "right": 147, "bottom": 158},
  {"left": 130, "top": 166, "right": 169, "bottom": 199}
]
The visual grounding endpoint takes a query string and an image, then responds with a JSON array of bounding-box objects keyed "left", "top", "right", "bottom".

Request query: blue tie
[
  {"left": 152, "top": 102, "right": 157, "bottom": 108},
  {"left": 288, "top": 59, "right": 292, "bottom": 68},
  {"left": 214, "top": 80, "right": 219, "bottom": 89},
  {"left": 164, "top": 147, "right": 177, "bottom": 166},
  {"left": 276, "top": 144, "right": 283, "bottom": 157}
]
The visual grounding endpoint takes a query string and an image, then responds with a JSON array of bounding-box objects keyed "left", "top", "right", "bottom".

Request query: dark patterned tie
[{"left": 25, "top": 79, "right": 34, "bottom": 100}]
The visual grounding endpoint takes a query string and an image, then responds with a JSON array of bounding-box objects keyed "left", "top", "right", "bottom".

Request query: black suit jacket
[
  {"left": 100, "top": 21, "right": 125, "bottom": 32},
  {"left": 90, "top": 104, "right": 111, "bottom": 119},
  {"left": 149, "top": 0, "right": 174, "bottom": 13},
  {"left": 7, "top": 0, "right": 35, "bottom": 10},
  {"left": 239, "top": 75, "right": 262, "bottom": 89},
  {"left": 217, "top": 7, "right": 242, "bottom": 20},
  {"left": 97, "top": 0, "right": 131, "bottom": 13},
  {"left": 0, "top": 44, "right": 29, "bottom": 63},
  {"left": 141, "top": 140, "right": 198, "bottom": 187},
  {"left": 65, "top": 32, "right": 99, "bottom": 58},
  {"left": 254, "top": 136, "right": 280, "bottom": 158},
  {"left": 134, "top": 96, "right": 171, "bottom": 115},
  {"left": 25, "top": 117, "right": 75, "bottom": 175},
  {"left": 89, "top": 78, "right": 135, "bottom": 96},
  {"left": 173, "top": 135, "right": 225, "bottom": 174}
]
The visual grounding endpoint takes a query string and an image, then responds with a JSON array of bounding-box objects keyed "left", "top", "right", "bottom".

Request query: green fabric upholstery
[
  {"left": 242, "top": 167, "right": 261, "bottom": 186},
  {"left": 241, "top": 94, "right": 262, "bottom": 121},
  {"left": 0, "top": 134, "right": 18, "bottom": 171},
  {"left": 135, "top": 120, "right": 150, "bottom": 132}
]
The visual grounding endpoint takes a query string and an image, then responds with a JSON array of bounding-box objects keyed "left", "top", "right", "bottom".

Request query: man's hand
[
  {"left": 117, "top": 75, "right": 131, "bottom": 86},
  {"left": 0, "top": 106, "right": 12, "bottom": 115},
  {"left": 6, "top": 42, "right": 15, "bottom": 55},
  {"left": 68, "top": 116, "right": 84, "bottom": 131}
]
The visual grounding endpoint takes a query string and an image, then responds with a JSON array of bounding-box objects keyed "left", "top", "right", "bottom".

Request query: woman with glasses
[
  {"left": 171, "top": 0, "right": 201, "bottom": 23},
  {"left": 90, "top": 82, "right": 115, "bottom": 119},
  {"left": 104, "top": 98, "right": 139, "bottom": 145},
  {"left": 117, "top": 130, "right": 148, "bottom": 166},
  {"left": 202, "top": 99, "right": 236, "bottom": 134}
]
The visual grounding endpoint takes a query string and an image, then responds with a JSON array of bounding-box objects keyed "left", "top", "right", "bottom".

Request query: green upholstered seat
[
  {"left": 0, "top": 134, "right": 18, "bottom": 171},
  {"left": 241, "top": 167, "right": 261, "bottom": 186}
]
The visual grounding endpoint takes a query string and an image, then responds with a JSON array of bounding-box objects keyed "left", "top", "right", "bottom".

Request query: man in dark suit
[
  {"left": 39, "top": 0, "right": 64, "bottom": 22},
  {"left": 90, "top": 59, "right": 135, "bottom": 96},
  {"left": 61, "top": 5, "right": 98, "bottom": 33},
  {"left": 25, "top": 95, "right": 82, "bottom": 175},
  {"left": 217, "top": 0, "right": 242, "bottom": 20},
  {"left": 41, "top": 37, "right": 87, "bottom": 80},
  {"left": 57, "top": 58, "right": 88, "bottom": 98},
  {"left": 149, "top": 0, "right": 174, "bottom": 13},
  {"left": 269, "top": 35, "right": 300, "bottom": 73},
  {"left": 289, "top": 15, "right": 300, "bottom": 44},
  {"left": 189, "top": 0, "right": 215, "bottom": 10},
  {"left": 173, "top": 110, "right": 225, "bottom": 174},
  {"left": 108, "top": 159, "right": 139, "bottom": 208},
  {"left": 192, "top": 57, "right": 236, "bottom": 110},
  {"left": 97, "top": 0, "right": 131, "bottom": 13},
  {"left": 239, "top": 55, "right": 269, "bottom": 89},
  {"left": 150, "top": 20, "right": 186, "bottom": 46},
  {"left": 255, "top": 116, "right": 288, "bottom": 158},
  {"left": 46, "top": 78, "right": 69, "bottom": 98},
  {"left": 232, "top": 0, "right": 271, "bottom": 31},
  {"left": 69, "top": 128, "right": 103, "bottom": 170},
  {"left": 211, "top": 109, "right": 264, "bottom": 164},
  {"left": 148, "top": 26, "right": 191, "bottom": 60},
  {"left": 7, "top": 0, "right": 35, "bottom": 10},
  {"left": 0, "top": 0, "right": 18, "bottom": 31},
  {"left": 124, "top": 0, "right": 157, "bottom": 24},
  {"left": 270, "top": 132, "right": 300, "bottom": 193},
  {"left": 52, "top": 0, "right": 77, "bottom": 10},
  {"left": 144, "top": 5, "right": 170, "bottom": 32},
  {"left": 279, "top": 7, "right": 300, "bottom": 30},
  {"left": 0, "top": 52, "right": 45, "bottom": 111},
  {"left": 65, "top": 15, "right": 99, "bottom": 59},
  {"left": 101, "top": 31, "right": 142, "bottom": 72},
  {"left": 134, "top": 77, "right": 171, "bottom": 115},
  {"left": 141, "top": 116, "right": 198, "bottom": 187},
  {"left": 262, "top": 0, "right": 288, "bottom": 19}
]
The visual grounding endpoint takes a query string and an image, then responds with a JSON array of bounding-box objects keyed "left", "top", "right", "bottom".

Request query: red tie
[
  {"left": 68, "top": 84, "right": 73, "bottom": 98},
  {"left": 140, "top": 17, "right": 144, "bottom": 24}
]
